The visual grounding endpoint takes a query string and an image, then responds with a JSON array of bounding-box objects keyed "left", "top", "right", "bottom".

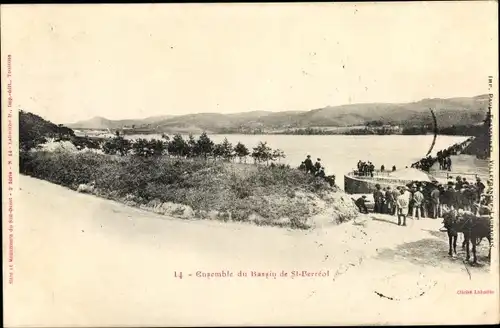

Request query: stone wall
[{"left": 344, "top": 174, "right": 400, "bottom": 194}]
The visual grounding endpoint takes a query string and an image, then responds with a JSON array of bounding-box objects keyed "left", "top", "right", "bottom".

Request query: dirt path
[{"left": 4, "top": 176, "right": 498, "bottom": 326}]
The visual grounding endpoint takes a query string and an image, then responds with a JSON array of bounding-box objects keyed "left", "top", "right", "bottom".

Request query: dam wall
[{"left": 344, "top": 174, "right": 411, "bottom": 194}]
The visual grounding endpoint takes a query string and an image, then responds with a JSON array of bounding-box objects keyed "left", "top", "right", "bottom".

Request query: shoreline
[{"left": 74, "top": 130, "right": 476, "bottom": 138}]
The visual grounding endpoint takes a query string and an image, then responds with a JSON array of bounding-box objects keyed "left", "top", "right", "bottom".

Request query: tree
[
  {"left": 213, "top": 143, "right": 224, "bottom": 161},
  {"left": 131, "top": 138, "right": 166, "bottom": 157},
  {"left": 168, "top": 134, "right": 188, "bottom": 157},
  {"left": 220, "top": 138, "right": 234, "bottom": 162},
  {"left": 197, "top": 132, "right": 214, "bottom": 159},
  {"left": 148, "top": 139, "right": 167, "bottom": 156},
  {"left": 131, "top": 138, "right": 150, "bottom": 157},
  {"left": 234, "top": 142, "right": 250, "bottom": 163},
  {"left": 251, "top": 141, "right": 273, "bottom": 165},
  {"left": 103, "top": 136, "right": 131, "bottom": 156},
  {"left": 187, "top": 134, "right": 199, "bottom": 158},
  {"left": 272, "top": 148, "right": 286, "bottom": 163}
]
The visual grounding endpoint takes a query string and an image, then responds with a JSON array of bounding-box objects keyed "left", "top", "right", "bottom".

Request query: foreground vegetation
[
  {"left": 20, "top": 151, "right": 357, "bottom": 228},
  {"left": 20, "top": 110, "right": 358, "bottom": 229}
]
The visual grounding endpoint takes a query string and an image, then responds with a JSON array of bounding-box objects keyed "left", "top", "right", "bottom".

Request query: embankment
[{"left": 19, "top": 150, "right": 359, "bottom": 229}]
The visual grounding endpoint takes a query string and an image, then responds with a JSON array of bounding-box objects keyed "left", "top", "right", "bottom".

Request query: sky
[{"left": 1, "top": 2, "right": 498, "bottom": 124}]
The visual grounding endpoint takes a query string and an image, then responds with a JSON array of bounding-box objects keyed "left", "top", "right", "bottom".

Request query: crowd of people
[
  {"left": 299, "top": 155, "right": 326, "bottom": 177},
  {"left": 354, "top": 160, "right": 396, "bottom": 177},
  {"left": 355, "top": 175, "right": 492, "bottom": 226},
  {"left": 410, "top": 138, "right": 472, "bottom": 172},
  {"left": 298, "top": 155, "right": 336, "bottom": 186}
]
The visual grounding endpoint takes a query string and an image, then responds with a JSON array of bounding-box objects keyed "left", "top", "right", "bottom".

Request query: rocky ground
[{"left": 4, "top": 176, "right": 498, "bottom": 326}]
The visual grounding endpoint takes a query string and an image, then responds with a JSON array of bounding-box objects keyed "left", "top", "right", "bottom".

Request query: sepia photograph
[{"left": 2, "top": 2, "right": 499, "bottom": 326}]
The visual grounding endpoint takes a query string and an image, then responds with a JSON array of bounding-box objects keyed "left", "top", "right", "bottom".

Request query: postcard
[{"left": 2, "top": 2, "right": 499, "bottom": 326}]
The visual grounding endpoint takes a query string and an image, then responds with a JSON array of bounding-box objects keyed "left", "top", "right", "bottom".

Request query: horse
[{"left": 442, "top": 210, "right": 492, "bottom": 264}]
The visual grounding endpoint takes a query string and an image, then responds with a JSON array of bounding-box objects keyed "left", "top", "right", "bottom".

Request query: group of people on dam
[
  {"left": 353, "top": 160, "right": 397, "bottom": 177},
  {"left": 410, "top": 138, "right": 472, "bottom": 172}
]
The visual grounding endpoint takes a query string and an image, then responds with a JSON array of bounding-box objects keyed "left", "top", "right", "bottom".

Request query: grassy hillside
[
  {"left": 20, "top": 151, "right": 358, "bottom": 229},
  {"left": 19, "top": 110, "right": 75, "bottom": 150},
  {"left": 67, "top": 94, "right": 488, "bottom": 133}
]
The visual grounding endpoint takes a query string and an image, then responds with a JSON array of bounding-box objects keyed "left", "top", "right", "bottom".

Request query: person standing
[
  {"left": 385, "top": 186, "right": 394, "bottom": 214},
  {"left": 373, "top": 185, "right": 384, "bottom": 213},
  {"left": 304, "top": 155, "right": 313, "bottom": 174},
  {"left": 430, "top": 184, "right": 440, "bottom": 218},
  {"left": 455, "top": 176, "right": 463, "bottom": 191},
  {"left": 462, "top": 185, "right": 475, "bottom": 212},
  {"left": 396, "top": 188, "right": 409, "bottom": 226},
  {"left": 369, "top": 162, "right": 375, "bottom": 177},
  {"left": 475, "top": 177, "right": 485, "bottom": 200},
  {"left": 392, "top": 186, "right": 401, "bottom": 215},
  {"left": 444, "top": 185, "right": 457, "bottom": 211},
  {"left": 412, "top": 187, "right": 424, "bottom": 220},
  {"left": 446, "top": 157, "right": 452, "bottom": 171},
  {"left": 404, "top": 186, "right": 412, "bottom": 216}
]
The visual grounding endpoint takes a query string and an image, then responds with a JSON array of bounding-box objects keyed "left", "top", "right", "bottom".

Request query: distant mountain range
[{"left": 67, "top": 94, "right": 489, "bottom": 134}]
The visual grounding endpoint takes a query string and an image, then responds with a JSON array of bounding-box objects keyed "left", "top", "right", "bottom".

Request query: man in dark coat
[
  {"left": 385, "top": 186, "right": 394, "bottom": 214},
  {"left": 391, "top": 186, "right": 401, "bottom": 215},
  {"left": 373, "top": 185, "right": 384, "bottom": 213},
  {"left": 430, "top": 184, "right": 440, "bottom": 218},
  {"left": 355, "top": 195, "right": 368, "bottom": 214},
  {"left": 475, "top": 177, "right": 485, "bottom": 199},
  {"left": 444, "top": 185, "right": 457, "bottom": 210},
  {"left": 304, "top": 155, "right": 313, "bottom": 173}
]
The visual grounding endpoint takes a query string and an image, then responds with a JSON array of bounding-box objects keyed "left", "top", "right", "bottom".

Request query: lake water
[{"left": 124, "top": 134, "right": 471, "bottom": 188}]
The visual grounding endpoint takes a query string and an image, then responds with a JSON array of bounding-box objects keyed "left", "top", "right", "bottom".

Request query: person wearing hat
[
  {"left": 475, "top": 177, "right": 485, "bottom": 199},
  {"left": 412, "top": 186, "right": 424, "bottom": 220},
  {"left": 430, "top": 183, "right": 441, "bottom": 218},
  {"left": 385, "top": 186, "right": 394, "bottom": 214},
  {"left": 314, "top": 158, "right": 322, "bottom": 172},
  {"left": 299, "top": 161, "right": 306, "bottom": 171},
  {"left": 396, "top": 188, "right": 409, "bottom": 226},
  {"left": 455, "top": 176, "right": 463, "bottom": 191},
  {"left": 304, "top": 155, "right": 313, "bottom": 174},
  {"left": 355, "top": 195, "right": 368, "bottom": 214},
  {"left": 373, "top": 184, "right": 384, "bottom": 213},
  {"left": 391, "top": 186, "right": 401, "bottom": 215},
  {"left": 403, "top": 186, "right": 412, "bottom": 216}
]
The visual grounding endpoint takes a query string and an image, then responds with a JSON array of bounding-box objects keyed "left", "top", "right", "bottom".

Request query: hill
[
  {"left": 19, "top": 110, "right": 75, "bottom": 150},
  {"left": 68, "top": 95, "right": 489, "bottom": 133},
  {"left": 68, "top": 115, "right": 175, "bottom": 130}
]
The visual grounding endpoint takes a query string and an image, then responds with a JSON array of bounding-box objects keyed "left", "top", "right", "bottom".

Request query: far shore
[{"left": 73, "top": 129, "right": 474, "bottom": 138}]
